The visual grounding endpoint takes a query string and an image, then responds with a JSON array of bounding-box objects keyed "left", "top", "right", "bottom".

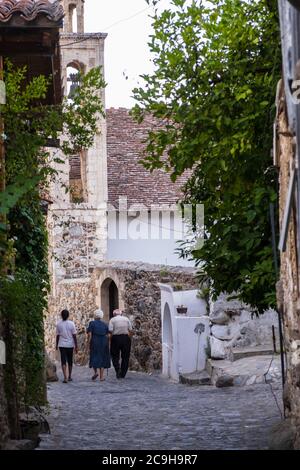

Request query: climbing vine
[{"left": 0, "top": 60, "right": 105, "bottom": 410}]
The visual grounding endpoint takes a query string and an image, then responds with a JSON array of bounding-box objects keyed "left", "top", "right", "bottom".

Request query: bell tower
[{"left": 61, "top": 0, "right": 85, "bottom": 33}]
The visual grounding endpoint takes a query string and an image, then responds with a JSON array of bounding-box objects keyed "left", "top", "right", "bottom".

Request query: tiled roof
[
  {"left": 0, "top": 0, "right": 64, "bottom": 24},
  {"left": 106, "top": 108, "right": 191, "bottom": 208}
]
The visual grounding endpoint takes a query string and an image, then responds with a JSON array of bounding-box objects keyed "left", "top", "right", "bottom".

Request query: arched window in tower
[
  {"left": 69, "top": 152, "right": 86, "bottom": 203},
  {"left": 66, "top": 63, "right": 82, "bottom": 101},
  {"left": 62, "top": 0, "right": 84, "bottom": 33},
  {"left": 66, "top": 62, "right": 87, "bottom": 203},
  {"left": 70, "top": 4, "right": 78, "bottom": 33}
]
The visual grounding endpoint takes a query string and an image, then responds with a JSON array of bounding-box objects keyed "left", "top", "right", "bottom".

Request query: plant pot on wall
[{"left": 177, "top": 306, "right": 188, "bottom": 315}]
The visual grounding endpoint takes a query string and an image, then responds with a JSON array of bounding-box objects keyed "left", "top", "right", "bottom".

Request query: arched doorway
[
  {"left": 162, "top": 303, "right": 173, "bottom": 378},
  {"left": 101, "top": 278, "right": 119, "bottom": 322}
]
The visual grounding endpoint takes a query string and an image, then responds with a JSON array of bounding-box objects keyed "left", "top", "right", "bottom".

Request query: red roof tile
[
  {"left": 0, "top": 0, "right": 64, "bottom": 25},
  {"left": 106, "top": 108, "right": 191, "bottom": 208}
]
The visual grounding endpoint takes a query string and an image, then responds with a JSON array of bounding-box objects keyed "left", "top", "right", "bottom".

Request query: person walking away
[
  {"left": 56, "top": 309, "right": 78, "bottom": 383},
  {"left": 87, "top": 309, "right": 111, "bottom": 382},
  {"left": 109, "top": 309, "right": 133, "bottom": 379}
]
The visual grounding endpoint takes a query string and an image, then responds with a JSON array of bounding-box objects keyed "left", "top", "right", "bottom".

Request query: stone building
[
  {"left": 45, "top": 1, "right": 196, "bottom": 370},
  {"left": 0, "top": 0, "right": 64, "bottom": 448},
  {"left": 275, "top": 0, "right": 300, "bottom": 450}
]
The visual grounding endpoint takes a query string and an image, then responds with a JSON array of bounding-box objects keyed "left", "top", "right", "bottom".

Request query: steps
[
  {"left": 206, "top": 355, "right": 281, "bottom": 387},
  {"left": 228, "top": 345, "right": 274, "bottom": 362},
  {"left": 179, "top": 356, "right": 280, "bottom": 388},
  {"left": 179, "top": 370, "right": 212, "bottom": 386},
  {"left": 179, "top": 346, "right": 281, "bottom": 388}
]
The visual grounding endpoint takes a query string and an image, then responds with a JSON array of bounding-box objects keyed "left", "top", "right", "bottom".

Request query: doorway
[{"left": 101, "top": 278, "right": 119, "bottom": 321}]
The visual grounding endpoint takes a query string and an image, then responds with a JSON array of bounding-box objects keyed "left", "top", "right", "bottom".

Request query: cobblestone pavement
[{"left": 38, "top": 366, "right": 283, "bottom": 450}]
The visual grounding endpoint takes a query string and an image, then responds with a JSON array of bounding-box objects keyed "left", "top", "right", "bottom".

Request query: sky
[{"left": 84, "top": 0, "right": 171, "bottom": 109}]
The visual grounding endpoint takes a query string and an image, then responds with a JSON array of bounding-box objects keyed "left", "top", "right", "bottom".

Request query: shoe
[
  {"left": 63, "top": 379, "right": 68, "bottom": 383},
  {"left": 116, "top": 371, "right": 121, "bottom": 379},
  {"left": 68, "top": 378, "right": 73, "bottom": 382},
  {"left": 92, "top": 374, "right": 98, "bottom": 381}
]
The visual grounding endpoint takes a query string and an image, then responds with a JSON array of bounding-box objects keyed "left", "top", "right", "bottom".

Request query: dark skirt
[{"left": 89, "top": 335, "right": 111, "bottom": 369}]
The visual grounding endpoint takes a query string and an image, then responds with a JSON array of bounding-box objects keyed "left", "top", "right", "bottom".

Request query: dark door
[{"left": 109, "top": 281, "right": 119, "bottom": 319}]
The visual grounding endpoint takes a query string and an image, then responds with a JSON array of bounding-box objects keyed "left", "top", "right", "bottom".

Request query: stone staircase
[
  {"left": 179, "top": 346, "right": 282, "bottom": 387},
  {"left": 228, "top": 345, "right": 274, "bottom": 362}
]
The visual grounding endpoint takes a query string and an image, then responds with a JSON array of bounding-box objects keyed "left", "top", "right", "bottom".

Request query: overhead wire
[{"left": 60, "top": 6, "right": 151, "bottom": 48}]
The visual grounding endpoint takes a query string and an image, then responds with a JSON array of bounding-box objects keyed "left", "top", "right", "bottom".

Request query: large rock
[
  {"left": 19, "top": 407, "right": 50, "bottom": 447},
  {"left": 215, "top": 375, "right": 234, "bottom": 387},
  {"left": 210, "top": 310, "right": 230, "bottom": 325},
  {"left": 210, "top": 336, "right": 226, "bottom": 359},
  {"left": 209, "top": 294, "right": 243, "bottom": 327},
  {"left": 45, "top": 352, "right": 58, "bottom": 382},
  {"left": 211, "top": 325, "right": 233, "bottom": 340}
]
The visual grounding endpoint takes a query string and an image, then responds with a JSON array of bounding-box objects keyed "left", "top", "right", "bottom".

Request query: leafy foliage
[
  {"left": 0, "top": 270, "right": 47, "bottom": 406},
  {"left": 0, "top": 61, "right": 105, "bottom": 408},
  {"left": 0, "top": 61, "right": 105, "bottom": 266},
  {"left": 132, "top": 0, "right": 281, "bottom": 312}
]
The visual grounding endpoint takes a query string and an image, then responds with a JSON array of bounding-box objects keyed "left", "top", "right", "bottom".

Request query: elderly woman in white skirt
[{"left": 87, "top": 309, "right": 111, "bottom": 382}]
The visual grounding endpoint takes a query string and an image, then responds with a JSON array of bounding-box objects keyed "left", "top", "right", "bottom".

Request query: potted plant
[{"left": 176, "top": 305, "right": 188, "bottom": 315}]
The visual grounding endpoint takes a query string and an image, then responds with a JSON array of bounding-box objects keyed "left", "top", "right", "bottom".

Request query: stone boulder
[
  {"left": 19, "top": 407, "right": 50, "bottom": 447},
  {"left": 210, "top": 336, "right": 226, "bottom": 359},
  {"left": 45, "top": 352, "right": 58, "bottom": 382},
  {"left": 209, "top": 310, "right": 230, "bottom": 325},
  {"left": 211, "top": 325, "right": 233, "bottom": 340},
  {"left": 215, "top": 375, "right": 234, "bottom": 388},
  {"left": 209, "top": 293, "right": 243, "bottom": 326}
]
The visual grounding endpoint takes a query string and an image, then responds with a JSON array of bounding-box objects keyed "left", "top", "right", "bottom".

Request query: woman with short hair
[{"left": 87, "top": 309, "right": 111, "bottom": 382}]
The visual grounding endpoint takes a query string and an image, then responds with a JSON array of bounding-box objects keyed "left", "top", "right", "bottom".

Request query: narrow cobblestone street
[{"left": 38, "top": 366, "right": 283, "bottom": 450}]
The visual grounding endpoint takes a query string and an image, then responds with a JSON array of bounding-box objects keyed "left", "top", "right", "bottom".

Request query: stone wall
[
  {"left": 46, "top": 262, "right": 198, "bottom": 372},
  {"left": 276, "top": 83, "right": 300, "bottom": 449},
  {"left": 45, "top": 262, "right": 198, "bottom": 372},
  {"left": 46, "top": 277, "right": 98, "bottom": 365},
  {"left": 48, "top": 210, "right": 107, "bottom": 281},
  {"left": 95, "top": 261, "right": 198, "bottom": 371}
]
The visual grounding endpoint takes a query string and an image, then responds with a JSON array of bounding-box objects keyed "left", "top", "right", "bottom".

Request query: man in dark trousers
[{"left": 109, "top": 309, "right": 133, "bottom": 379}]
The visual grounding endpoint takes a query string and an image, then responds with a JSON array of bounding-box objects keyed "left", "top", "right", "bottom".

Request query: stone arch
[
  {"left": 66, "top": 60, "right": 85, "bottom": 98},
  {"left": 67, "top": 60, "right": 85, "bottom": 73},
  {"left": 101, "top": 278, "right": 119, "bottom": 322},
  {"left": 162, "top": 302, "right": 173, "bottom": 378},
  {"left": 96, "top": 268, "right": 125, "bottom": 320}
]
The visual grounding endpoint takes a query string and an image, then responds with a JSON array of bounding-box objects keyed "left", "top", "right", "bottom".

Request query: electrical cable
[
  {"left": 103, "top": 6, "right": 151, "bottom": 32},
  {"left": 60, "top": 6, "right": 151, "bottom": 48}
]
